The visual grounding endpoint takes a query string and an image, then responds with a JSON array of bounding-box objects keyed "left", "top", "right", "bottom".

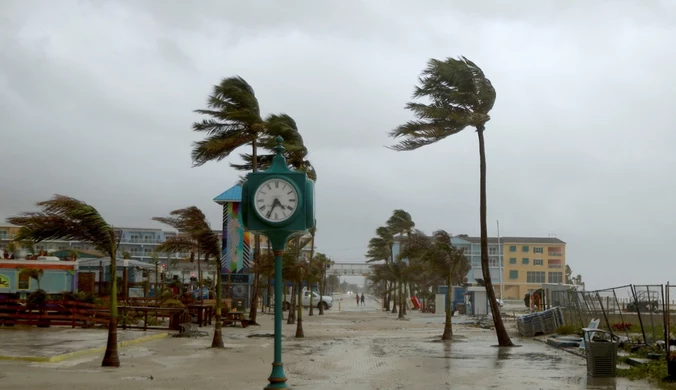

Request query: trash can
[{"left": 583, "top": 329, "right": 619, "bottom": 378}]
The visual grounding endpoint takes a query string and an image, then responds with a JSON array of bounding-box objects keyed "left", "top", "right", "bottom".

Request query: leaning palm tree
[
  {"left": 366, "top": 226, "right": 394, "bottom": 311},
  {"left": 7, "top": 195, "right": 123, "bottom": 366},
  {"left": 426, "top": 231, "right": 471, "bottom": 340},
  {"left": 386, "top": 209, "right": 415, "bottom": 316},
  {"left": 154, "top": 207, "right": 223, "bottom": 348},
  {"left": 192, "top": 77, "right": 305, "bottom": 325},
  {"left": 389, "top": 56, "right": 513, "bottom": 346}
]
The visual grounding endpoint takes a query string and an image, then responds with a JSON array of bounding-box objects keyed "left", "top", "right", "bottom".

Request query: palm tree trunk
[
  {"left": 391, "top": 281, "right": 397, "bottom": 313},
  {"left": 287, "top": 282, "right": 296, "bottom": 324},
  {"left": 196, "top": 249, "right": 203, "bottom": 304},
  {"left": 477, "top": 127, "right": 513, "bottom": 347},
  {"left": 102, "top": 250, "right": 120, "bottom": 367},
  {"left": 295, "top": 279, "right": 304, "bottom": 338},
  {"left": 398, "top": 279, "right": 404, "bottom": 319},
  {"left": 442, "top": 271, "right": 453, "bottom": 340},
  {"left": 318, "top": 264, "right": 325, "bottom": 315},
  {"left": 212, "top": 263, "right": 224, "bottom": 348},
  {"left": 249, "top": 137, "right": 261, "bottom": 324},
  {"left": 308, "top": 230, "right": 316, "bottom": 316}
]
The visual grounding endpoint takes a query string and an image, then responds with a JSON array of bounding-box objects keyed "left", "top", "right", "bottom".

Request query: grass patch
[{"left": 617, "top": 358, "right": 676, "bottom": 389}]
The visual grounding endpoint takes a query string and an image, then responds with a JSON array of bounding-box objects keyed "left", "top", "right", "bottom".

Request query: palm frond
[
  {"left": 389, "top": 56, "right": 496, "bottom": 151},
  {"left": 7, "top": 195, "right": 116, "bottom": 257},
  {"left": 191, "top": 131, "right": 255, "bottom": 167}
]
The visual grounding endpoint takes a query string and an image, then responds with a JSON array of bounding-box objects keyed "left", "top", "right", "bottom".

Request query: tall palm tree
[
  {"left": 153, "top": 207, "right": 223, "bottom": 348},
  {"left": 7, "top": 195, "right": 123, "bottom": 366},
  {"left": 386, "top": 209, "right": 415, "bottom": 316},
  {"left": 366, "top": 226, "right": 395, "bottom": 311},
  {"left": 389, "top": 56, "right": 513, "bottom": 346},
  {"left": 192, "top": 76, "right": 290, "bottom": 324}
]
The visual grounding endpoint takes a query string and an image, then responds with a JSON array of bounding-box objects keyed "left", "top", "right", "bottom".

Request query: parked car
[{"left": 282, "top": 288, "right": 333, "bottom": 310}]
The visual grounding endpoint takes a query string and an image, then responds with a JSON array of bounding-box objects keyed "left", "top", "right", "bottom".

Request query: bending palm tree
[
  {"left": 389, "top": 56, "right": 513, "bottom": 346},
  {"left": 153, "top": 207, "right": 223, "bottom": 348},
  {"left": 366, "top": 226, "right": 395, "bottom": 311},
  {"left": 386, "top": 209, "right": 415, "bottom": 317},
  {"left": 428, "top": 231, "right": 471, "bottom": 340},
  {"left": 7, "top": 195, "right": 123, "bottom": 366},
  {"left": 192, "top": 77, "right": 305, "bottom": 325}
]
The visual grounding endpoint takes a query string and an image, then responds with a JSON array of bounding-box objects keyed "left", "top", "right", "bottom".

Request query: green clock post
[{"left": 241, "top": 136, "right": 316, "bottom": 389}]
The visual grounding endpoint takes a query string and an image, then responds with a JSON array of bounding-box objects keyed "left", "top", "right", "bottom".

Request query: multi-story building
[
  {"left": 0, "top": 224, "right": 221, "bottom": 262},
  {"left": 392, "top": 234, "right": 566, "bottom": 301}
]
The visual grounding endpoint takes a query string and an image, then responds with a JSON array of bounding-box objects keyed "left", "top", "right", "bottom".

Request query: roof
[
  {"left": 78, "top": 258, "right": 155, "bottom": 269},
  {"left": 53, "top": 249, "right": 103, "bottom": 259},
  {"left": 456, "top": 236, "right": 566, "bottom": 245},
  {"left": 213, "top": 185, "right": 242, "bottom": 204}
]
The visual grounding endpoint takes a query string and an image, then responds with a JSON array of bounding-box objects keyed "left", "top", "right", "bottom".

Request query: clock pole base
[{"left": 264, "top": 363, "right": 288, "bottom": 389}]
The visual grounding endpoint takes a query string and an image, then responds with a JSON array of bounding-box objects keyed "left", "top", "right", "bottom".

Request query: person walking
[
  {"left": 360, "top": 293, "right": 365, "bottom": 306},
  {"left": 356, "top": 293, "right": 360, "bottom": 306}
]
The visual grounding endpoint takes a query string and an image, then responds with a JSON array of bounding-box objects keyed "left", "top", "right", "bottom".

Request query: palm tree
[
  {"left": 366, "top": 226, "right": 394, "bottom": 311},
  {"left": 368, "top": 260, "right": 416, "bottom": 319},
  {"left": 386, "top": 210, "right": 415, "bottom": 317},
  {"left": 7, "top": 195, "right": 123, "bottom": 366},
  {"left": 192, "top": 77, "right": 306, "bottom": 325},
  {"left": 153, "top": 207, "right": 223, "bottom": 348},
  {"left": 406, "top": 230, "right": 472, "bottom": 340},
  {"left": 389, "top": 56, "right": 513, "bottom": 347}
]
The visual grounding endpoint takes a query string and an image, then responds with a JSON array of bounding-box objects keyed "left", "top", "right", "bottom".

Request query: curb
[{"left": 0, "top": 332, "right": 169, "bottom": 363}]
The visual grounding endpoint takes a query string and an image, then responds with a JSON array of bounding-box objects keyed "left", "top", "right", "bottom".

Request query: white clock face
[{"left": 254, "top": 178, "right": 299, "bottom": 223}]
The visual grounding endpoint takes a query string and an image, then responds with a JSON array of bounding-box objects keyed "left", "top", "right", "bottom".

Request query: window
[
  {"left": 130, "top": 248, "right": 139, "bottom": 255},
  {"left": 489, "top": 257, "right": 499, "bottom": 267},
  {"left": 533, "top": 247, "right": 544, "bottom": 254},
  {"left": 509, "top": 245, "right": 517, "bottom": 252},
  {"left": 143, "top": 248, "right": 152, "bottom": 255},
  {"left": 73, "top": 245, "right": 82, "bottom": 250},
  {"left": 130, "top": 235, "right": 139, "bottom": 243},
  {"left": 144, "top": 235, "right": 153, "bottom": 243},
  {"left": 509, "top": 258, "right": 517, "bottom": 265},
  {"left": 509, "top": 270, "right": 518, "bottom": 279},
  {"left": 533, "top": 259, "right": 544, "bottom": 266},
  {"left": 18, "top": 273, "right": 30, "bottom": 290},
  {"left": 548, "top": 247, "right": 563, "bottom": 257},
  {"left": 522, "top": 246, "right": 529, "bottom": 252},
  {"left": 548, "top": 259, "right": 562, "bottom": 269},
  {"left": 488, "top": 247, "right": 498, "bottom": 255},
  {"left": 526, "top": 271, "right": 545, "bottom": 283},
  {"left": 522, "top": 258, "right": 529, "bottom": 265},
  {"left": 548, "top": 272, "right": 563, "bottom": 284}
]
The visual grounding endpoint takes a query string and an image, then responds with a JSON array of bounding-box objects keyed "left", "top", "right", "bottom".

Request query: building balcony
[{"left": 121, "top": 239, "right": 165, "bottom": 244}]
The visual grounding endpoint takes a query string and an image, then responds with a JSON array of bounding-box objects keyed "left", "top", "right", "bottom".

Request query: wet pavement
[
  {"left": 0, "top": 298, "right": 658, "bottom": 389},
  {"left": 0, "top": 327, "right": 167, "bottom": 361}
]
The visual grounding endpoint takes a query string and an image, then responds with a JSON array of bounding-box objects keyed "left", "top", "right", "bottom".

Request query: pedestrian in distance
[
  {"left": 360, "top": 293, "right": 365, "bottom": 306},
  {"left": 356, "top": 293, "right": 360, "bottom": 306}
]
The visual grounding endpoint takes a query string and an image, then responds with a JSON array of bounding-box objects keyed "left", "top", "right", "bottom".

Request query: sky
[{"left": 2, "top": 0, "right": 676, "bottom": 291}]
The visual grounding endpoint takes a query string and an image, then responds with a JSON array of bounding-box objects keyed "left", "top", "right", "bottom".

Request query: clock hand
[
  {"left": 266, "top": 202, "right": 277, "bottom": 218},
  {"left": 266, "top": 199, "right": 282, "bottom": 218}
]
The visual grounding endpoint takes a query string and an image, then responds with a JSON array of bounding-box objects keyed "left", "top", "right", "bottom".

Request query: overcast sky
[{"left": 2, "top": 0, "right": 675, "bottom": 290}]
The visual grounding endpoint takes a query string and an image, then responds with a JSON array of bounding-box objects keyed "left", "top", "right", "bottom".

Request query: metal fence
[{"left": 549, "top": 284, "right": 676, "bottom": 346}]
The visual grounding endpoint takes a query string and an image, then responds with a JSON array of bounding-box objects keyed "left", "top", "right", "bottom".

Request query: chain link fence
[{"left": 548, "top": 284, "right": 676, "bottom": 345}]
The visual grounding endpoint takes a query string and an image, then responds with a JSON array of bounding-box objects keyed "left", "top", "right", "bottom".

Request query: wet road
[{"left": 0, "top": 299, "right": 657, "bottom": 390}]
